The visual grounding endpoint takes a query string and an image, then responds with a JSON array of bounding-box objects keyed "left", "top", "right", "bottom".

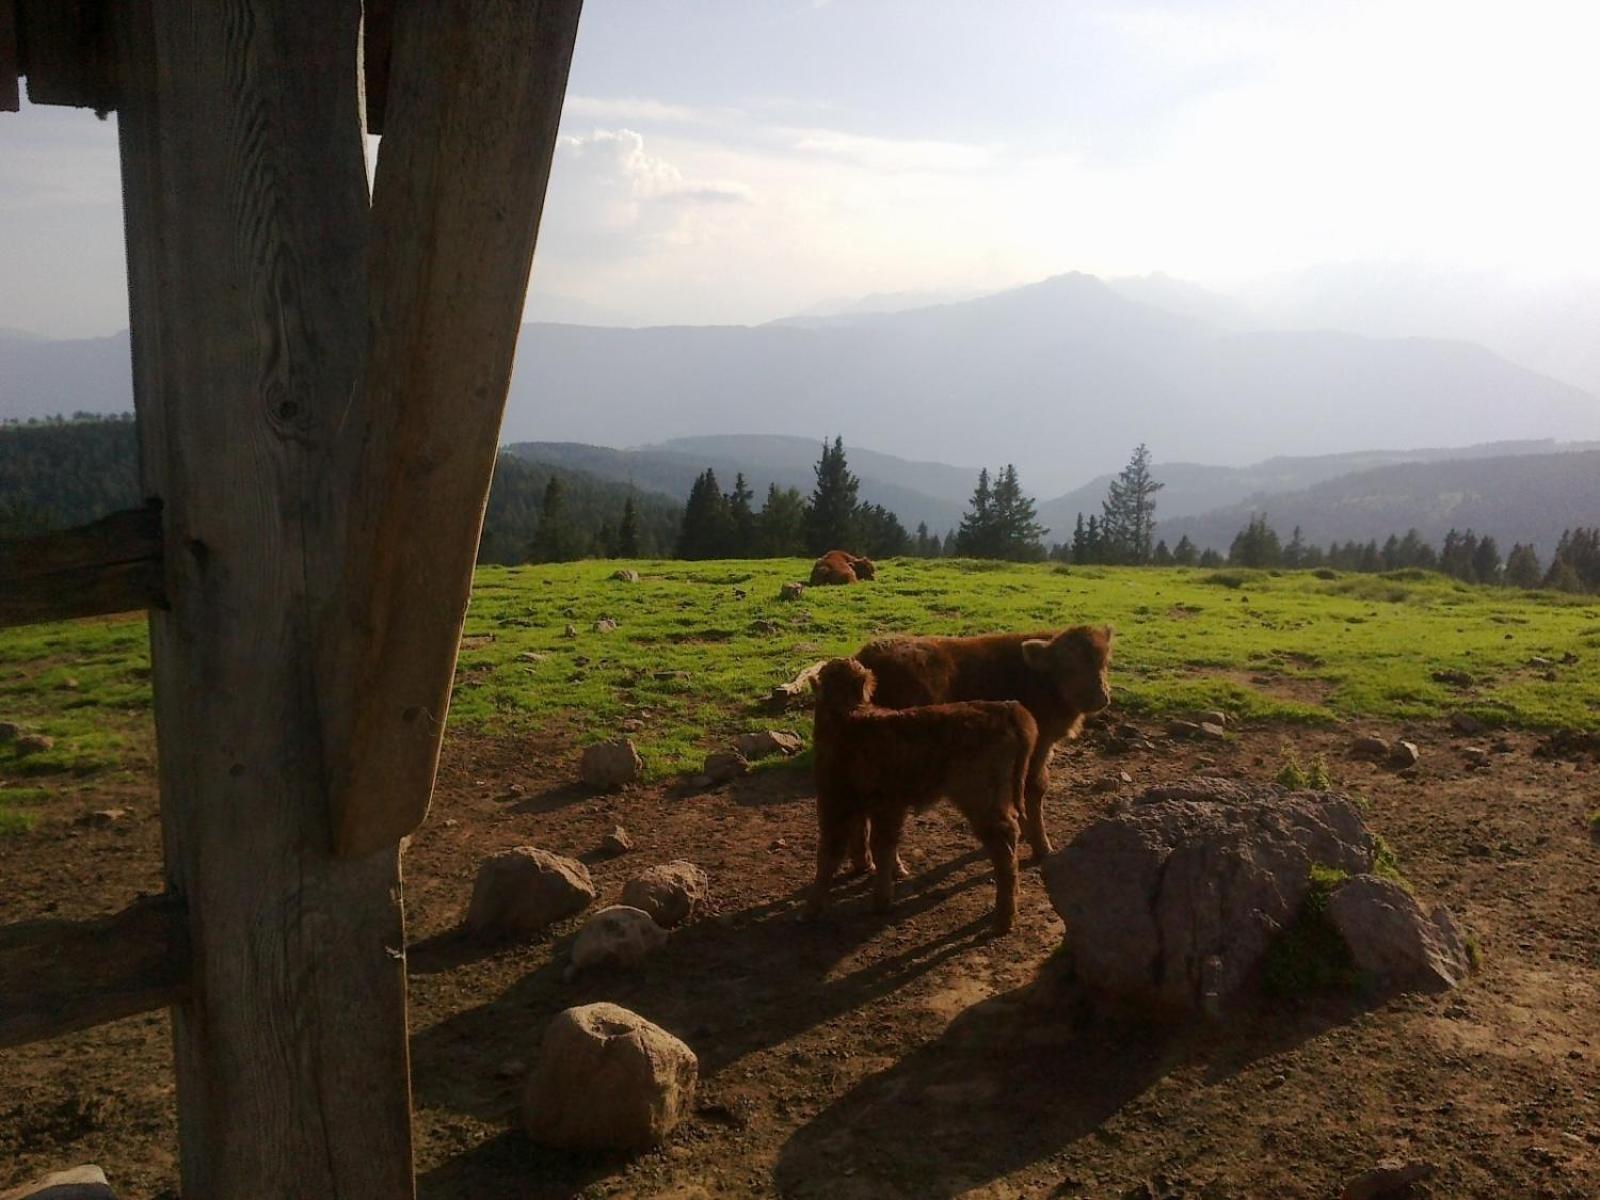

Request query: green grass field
[{"left": 2, "top": 560, "right": 1598, "bottom": 810}]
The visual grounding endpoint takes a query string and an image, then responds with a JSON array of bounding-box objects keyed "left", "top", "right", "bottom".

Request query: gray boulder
[
  {"left": 581, "top": 738, "right": 643, "bottom": 790},
  {"left": 465, "top": 847, "right": 595, "bottom": 939},
  {"left": 621, "top": 861, "right": 709, "bottom": 929},
  {"left": 1326, "top": 875, "right": 1470, "bottom": 992},
  {"left": 568, "top": 906, "right": 669, "bottom": 978},
  {"left": 1043, "top": 778, "right": 1375, "bottom": 1016},
  {"left": 733, "top": 729, "right": 804, "bottom": 760},
  {"left": 523, "top": 1003, "right": 698, "bottom": 1151}
]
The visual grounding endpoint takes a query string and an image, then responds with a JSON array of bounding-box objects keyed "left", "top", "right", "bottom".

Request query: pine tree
[
  {"left": 857, "top": 503, "right": 909, "bottom": 558},
  {"left": 1071, "top": 513, "right": 1089, "bottom": 564},
  {"left": 988, "top": 464, "right": 1048, "bottom": 560},
  {"left": 1172, "top": 534, "right": 1197, "bottom": 566},
  {"left": 804, "top": 436, "right": 860, "bottom": 554},
  {"left": 677, "top": 468, "right": 733, "bottom": 560},
  {"left": 1084, "top": 514, "right": 1103, "bottom": 563},
  {"left": 725, "top": 472, "right": 756, "bottom": 557},
  {"left": 1471, "top": 535, "right": 1502, "bottom": 585},
  {"left": 1198, "top": 548, "right": 1224, "bottom": 567},
  {"left": 1504, "top": 543, "right": 1541, "bottom": 588},
  {"left": 1152, "top": 539, "right": 1173, "bottom": 566},
  {"left": 942, "top": 528, "right": 958, "bottom": 556},
  {"left": 1284, "top": 526, "right": 1307, "bottom": 568},
  {"left": 617, "top": 494, "right": 640, "bottom": 558},
  {"left": 528, "top": 475, "right": 574, "bottom": 563},
  {"left": 755, "top": 483, "right": 807, "bottom": 557},
  {"left": 1228, "top": 514, "right": 1282, "bottom": 568},
  {"left": 1100, "top": 444, "right": 1164, "bottom": 564},
  {"left": 955, "top": 468, "right": 996, "bottom": 557}
]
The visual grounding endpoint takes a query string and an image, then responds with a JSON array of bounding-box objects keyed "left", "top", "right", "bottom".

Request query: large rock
[
  {"left": 621, "top": 861, "right": 709, "bottom": 929},
  {"left": 733, "top": 729, "right": 803, "bottom": 760},
  {"left": 0, "top": 1165, "right": 115, "bottom": 1200},
  {"left": 702, "top": 750, "right": 749, "bottom": 783},
  {"left": 568, "top": 905, "right": 668, "bottom": 977},
  {"left": 465, "top": 847, "right": 595, "bottom": 939},
  {"left": 581, "top": 738, "right": 643, "bottom": 790},
  {"left": 1043, "top": 779, "right": 1375, "bottom": 1016},
  {"left": 1326, "top": 875, "right": 1470, "bottom": 992},
  {"left": 523, "top": 1003, "right": 698, "bottom": 1151}
]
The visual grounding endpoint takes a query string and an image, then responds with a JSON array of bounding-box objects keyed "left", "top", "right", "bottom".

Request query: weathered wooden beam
[
  {"left": 1, "top": 0, "right": 20, "bottom": 112},
  {"left": 325, "top": 0, "right": 583, "bottom": 858},
  {"left": 0, "top": 503, "right": 164, "bottom": 628},
  {"left": 0, "top": 894, "right": 189, "bottom": 1049},
  {"left": 15, "top": 0, "right": 113, "bottom": 113},
  {"left": 361, "top": 0, "right": 393, "bottom": 135},
  {"left": 112, "top": 2, "right": 415, "bottom": 1196}
]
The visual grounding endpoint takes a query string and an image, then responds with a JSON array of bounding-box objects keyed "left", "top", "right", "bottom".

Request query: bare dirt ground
[{"left": 3, "top": 718, "right": 1598, "bottom": 1199}]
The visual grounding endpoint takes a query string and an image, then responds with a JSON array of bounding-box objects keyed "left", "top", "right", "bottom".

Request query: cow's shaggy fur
[
  {"left": 807, "top": 657, "right": 1037, "bottom": 934},
  {"left": 809, "top": 550, "right": 876, "bottom": 586},
  {"left": 855, "top": 626, "right": 1114, "bottom": 869}
]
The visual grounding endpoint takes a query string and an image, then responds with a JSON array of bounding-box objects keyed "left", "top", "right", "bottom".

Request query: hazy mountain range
[{"left": 6, "top": 270, "right": 1597, "bottom": 496}]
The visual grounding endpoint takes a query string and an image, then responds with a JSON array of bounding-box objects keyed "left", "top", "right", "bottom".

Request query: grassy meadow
[{"left": 2, "top": 560, "right": 1599, "bottom": 820}]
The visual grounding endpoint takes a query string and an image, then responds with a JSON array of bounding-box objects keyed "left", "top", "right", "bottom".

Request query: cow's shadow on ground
[{"left": 772, "top": 973, "right": 1369, "bottom": 1199}]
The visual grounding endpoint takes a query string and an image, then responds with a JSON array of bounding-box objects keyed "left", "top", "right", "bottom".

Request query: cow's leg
[
  {"left": 973, "top": 806, "right": 1021, "bottom": 935},
  {"left": 870, "top": 808, "right": 908, "bottom": 913},
  {"left": 1022, "top": 739, "right": 1055, "bottom": 861},
  {"left": 847, "top": 813, "right": 872, "bottom": 875},
  {"left": 806, "top": 806, "right": 853, "bottom": 919}
]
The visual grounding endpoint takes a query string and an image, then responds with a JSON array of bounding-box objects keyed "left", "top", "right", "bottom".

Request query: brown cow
[
  {"left": 854, "top": 626, "right": 1114, "bottom": 870},
  {"left": 809, "top": 550, "right": 876, "bottom": 585},
  {"left": 807, "top": 657, "right": 1036, "bottom": 934}
]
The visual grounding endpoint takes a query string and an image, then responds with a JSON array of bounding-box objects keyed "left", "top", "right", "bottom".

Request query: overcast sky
[{"left": 3, "top": 0, "right": 1598, "bottom": 336}]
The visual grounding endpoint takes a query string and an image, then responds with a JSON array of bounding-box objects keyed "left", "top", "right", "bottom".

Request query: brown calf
[
  {"left": 855, "top": 626, "right": 1114, "bottom": 867},
  {"left": 809, "top": 550, "right": 876, "bottom": 585},
  {"left": 807, "top": 657, "right": 1037, "bottom": 934}
]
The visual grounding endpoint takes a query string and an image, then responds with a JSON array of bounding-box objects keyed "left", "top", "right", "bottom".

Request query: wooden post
[
  {"left": 327, "top": 0, "right": 583, "bottom": 857},
  {"left": 112, "top": 3, "right": 414, "bottom": 1195}
]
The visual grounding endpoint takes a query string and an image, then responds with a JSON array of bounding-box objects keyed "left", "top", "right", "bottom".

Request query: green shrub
[{"left": 1262, "top": 865, "right": 1357, "bottom": 997}]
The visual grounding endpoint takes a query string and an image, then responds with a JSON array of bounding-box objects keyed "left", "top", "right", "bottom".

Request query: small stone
[
  {"left": 652, "top": 670, "right": 690, "bottom": 681},
  {"left": 516, "top": 651, "right": 547, "bottom": 664},
  {"left": 750, "top": 619, "right": 781, "bottom": 636},
  {"left": 1449, "top": 712, "right": 1484, "bottom": 735},
  {"left": 1188, "top": 710, "right": 1228, "bottom": 728},
  {"left": 14, "top": 733, "right": 54, "bottom": 755},
  {"left": 778, "top": 582, "right": 806, "bottom": 601},
  {"left": 600, "top": 826, "right": 634, "bottom": 856},
  {"left": 1166, "top": 719, "right": 1202, "bottom": 739},
  {"left": 1389, "top": 740, "right": 1420, "bottom": 768},
  {"left": 523, "top": 1003, "right": 697, "bottom": 1152},
  {"left": 1462, "top": 746, "right": 1489, "bottom": 767},
  {"left": 74, "top": 809, "right": 126, "bottom": 828},
  {"left": 702, "top": 750, "right": 749, "bottom": 783},
  {"left": 769, "top": 838, "right": 788, "bottom": 851},
  {"left": 1338, "top": 1159, "right": 1437, "bottom": 1200},
  {"left": 1196, "top": 721, "right": 1227, "bottom": 741},
  {"left": 1527, "top": 655, "right": 1554, "bottom": 668},
  {"left": 0, "top": 1164, "right": 115, "bottom": 1200},
  {"left": 732, "top": 730, "right": 804, "bottom": 760},
  {"left": 1351, "top": 735, "right": 1390, "bottom": 759},
  {"left": 581, "top": 739, "right": 643, "bottom": 790},
  {"left": 611, "top": 569, "right": 640, "bottom": 583},
  {"left": 594, "top": 618, "right": 619, "bottom": 633},
  {"left": 464, "top": 847, "right": 595, "bottom": 940},
  {"left": 569, "top": 905, "right": 669, "bottom": 977},
  {"left": 495, "top": 1059, "right": 527, "bottom": 1079},
  {"left": 0, "top": 721, "right": 17, "bottom": 742},
  {"left": 621, "top": 861, "right": 709, "bottom": 928},
  {"left": 1431, "top": 669, "right": 1474, "bottom": 688},
  {"left": 1114, "top": 723, "right": 1144, "bottom": 740},
  {"left": 563, "top": 623, "right": 579, "bottom": 638}
]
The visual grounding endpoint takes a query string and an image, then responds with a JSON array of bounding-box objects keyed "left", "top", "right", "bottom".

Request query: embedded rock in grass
[
  {"left": 778, "top": 582, "right": 805, "bottom": 601},
  {"left": 594, "top": 618, "right": 619, "bottom": 633},
  {"left": 523, "top": 1002, "right": 698, "bottom": 1152},
  {"left": 702, "top": 751, "right": 749, "bottom": 783},
  {"left": 1165, "top": 719, "right": 1202, "bottom": 739},
  {"left": 0, "top": 721, "right": 17, "bottom": 742},
  {"left": 621, "top": 861, "right": 709, "bottom": 929},
  {"left": 611, "top": 569, "right": 640, "bottom": 583},
  {"left": 567, "top": 905, "right": 668, "bottom": 979},
  {"left": 0, "top": 1164, "right": 117, "bottom": 1200},
  {"left": 1325, "top": 875, "right": 1470, "bottom": 992},
  {"left": 1042, "top": 778, "right": 1375, "bottom": 1017},
  {"left": 582, "top": 739, "right": 643, "bottom": 790},
  {"left": 13, "top": 733, "right": 54, "bottom": 755},
  {"left": 465, "top": 847, "right": 595, "bottom": 940},
  {"left": 733, "top": 729, "right": 803, "bottom": 760}
]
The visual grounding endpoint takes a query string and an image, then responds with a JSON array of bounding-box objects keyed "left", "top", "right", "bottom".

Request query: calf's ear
[{"left": 1021, "top": 638, "right": 1053, "bottom": 671}]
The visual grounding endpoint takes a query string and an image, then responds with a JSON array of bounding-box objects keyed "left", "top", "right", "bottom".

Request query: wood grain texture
[
  {"left": 360, "top": 0, "right": 393, "bottom": 134},
  {"left": 0, "top": 504, "right": 164, "bottom": 627},
  {"left": 325, "top": 0, "right": 584, "bottom": 857},
  {"left": 112, "top": 2, "right": 415, "bottom": 1195},
  {"left": 0, "top": 894, "right": 189, "bottom": 1049},
  {"left": 0, "top": 0, "right": 18, "bottom": 112}
]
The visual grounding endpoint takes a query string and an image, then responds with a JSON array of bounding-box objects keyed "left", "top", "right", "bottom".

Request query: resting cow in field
[
  {"left": 807, "top": 657, "right": 1036, "bottom": 934},
  {"left": 810, "top": 550, "right": 876, "bottom": 586},
  {"left": 854, "top": 626, "right": 1114, "bottom": 871}
]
